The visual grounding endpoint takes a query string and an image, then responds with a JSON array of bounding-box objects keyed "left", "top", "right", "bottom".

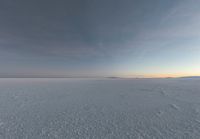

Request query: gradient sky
[{"left": 0, "top": 0, "right": 200, "bottom": 77}]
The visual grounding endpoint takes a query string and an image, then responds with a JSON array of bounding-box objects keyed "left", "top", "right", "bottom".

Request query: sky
[{"left": 0, "top": 0, "right": 200, "bottom": 78}]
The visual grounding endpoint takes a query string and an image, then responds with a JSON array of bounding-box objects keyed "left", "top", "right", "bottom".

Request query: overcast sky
[{"left": 0, "top": 0, "right": 200, "bottom": 77}]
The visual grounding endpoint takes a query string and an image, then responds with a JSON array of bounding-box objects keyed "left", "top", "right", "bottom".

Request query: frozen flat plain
[{"left": 0, "top": 78, "right": 200, "bottom": 139}]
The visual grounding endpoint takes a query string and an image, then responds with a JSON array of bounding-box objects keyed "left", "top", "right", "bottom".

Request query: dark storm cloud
[{"left": 0, "top": 0, "right": 176, "bottom": 59}]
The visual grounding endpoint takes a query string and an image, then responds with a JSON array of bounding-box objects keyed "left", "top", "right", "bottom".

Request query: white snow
[{"left": 0, "top": 78, "right": 200, "bottom": 138}]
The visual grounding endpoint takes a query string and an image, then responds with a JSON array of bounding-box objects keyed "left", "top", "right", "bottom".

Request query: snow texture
[{"left": 0, "top": 78, "right": 200, "bottom": 139}]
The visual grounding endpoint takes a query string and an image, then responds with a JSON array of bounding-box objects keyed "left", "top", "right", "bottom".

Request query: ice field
[{"left": 0, "top": 78, "right": 200, "bottom": 138}]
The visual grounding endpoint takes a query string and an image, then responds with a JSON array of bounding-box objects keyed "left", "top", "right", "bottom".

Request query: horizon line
[{"left": 0, "top": 75, "right": 199, "bottom": 79}]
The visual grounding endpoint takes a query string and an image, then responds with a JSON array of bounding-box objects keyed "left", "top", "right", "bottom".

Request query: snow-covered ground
[{"left": 0, "top": 78, "right": 200, "bottom": 139}]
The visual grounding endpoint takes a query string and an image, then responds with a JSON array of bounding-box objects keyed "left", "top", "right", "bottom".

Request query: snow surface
[{"left": 0, "top": 78, "right": 200, "bottom": 139}]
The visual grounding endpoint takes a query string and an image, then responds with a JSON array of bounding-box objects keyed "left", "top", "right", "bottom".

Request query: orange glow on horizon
[{"left": 119, "top": 72, "right": 200, "bottom": 78}]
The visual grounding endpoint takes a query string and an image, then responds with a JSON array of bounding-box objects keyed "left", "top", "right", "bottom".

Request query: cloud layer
[{"left": 0, "top": 0, "right": 200, "bottom": 77}]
